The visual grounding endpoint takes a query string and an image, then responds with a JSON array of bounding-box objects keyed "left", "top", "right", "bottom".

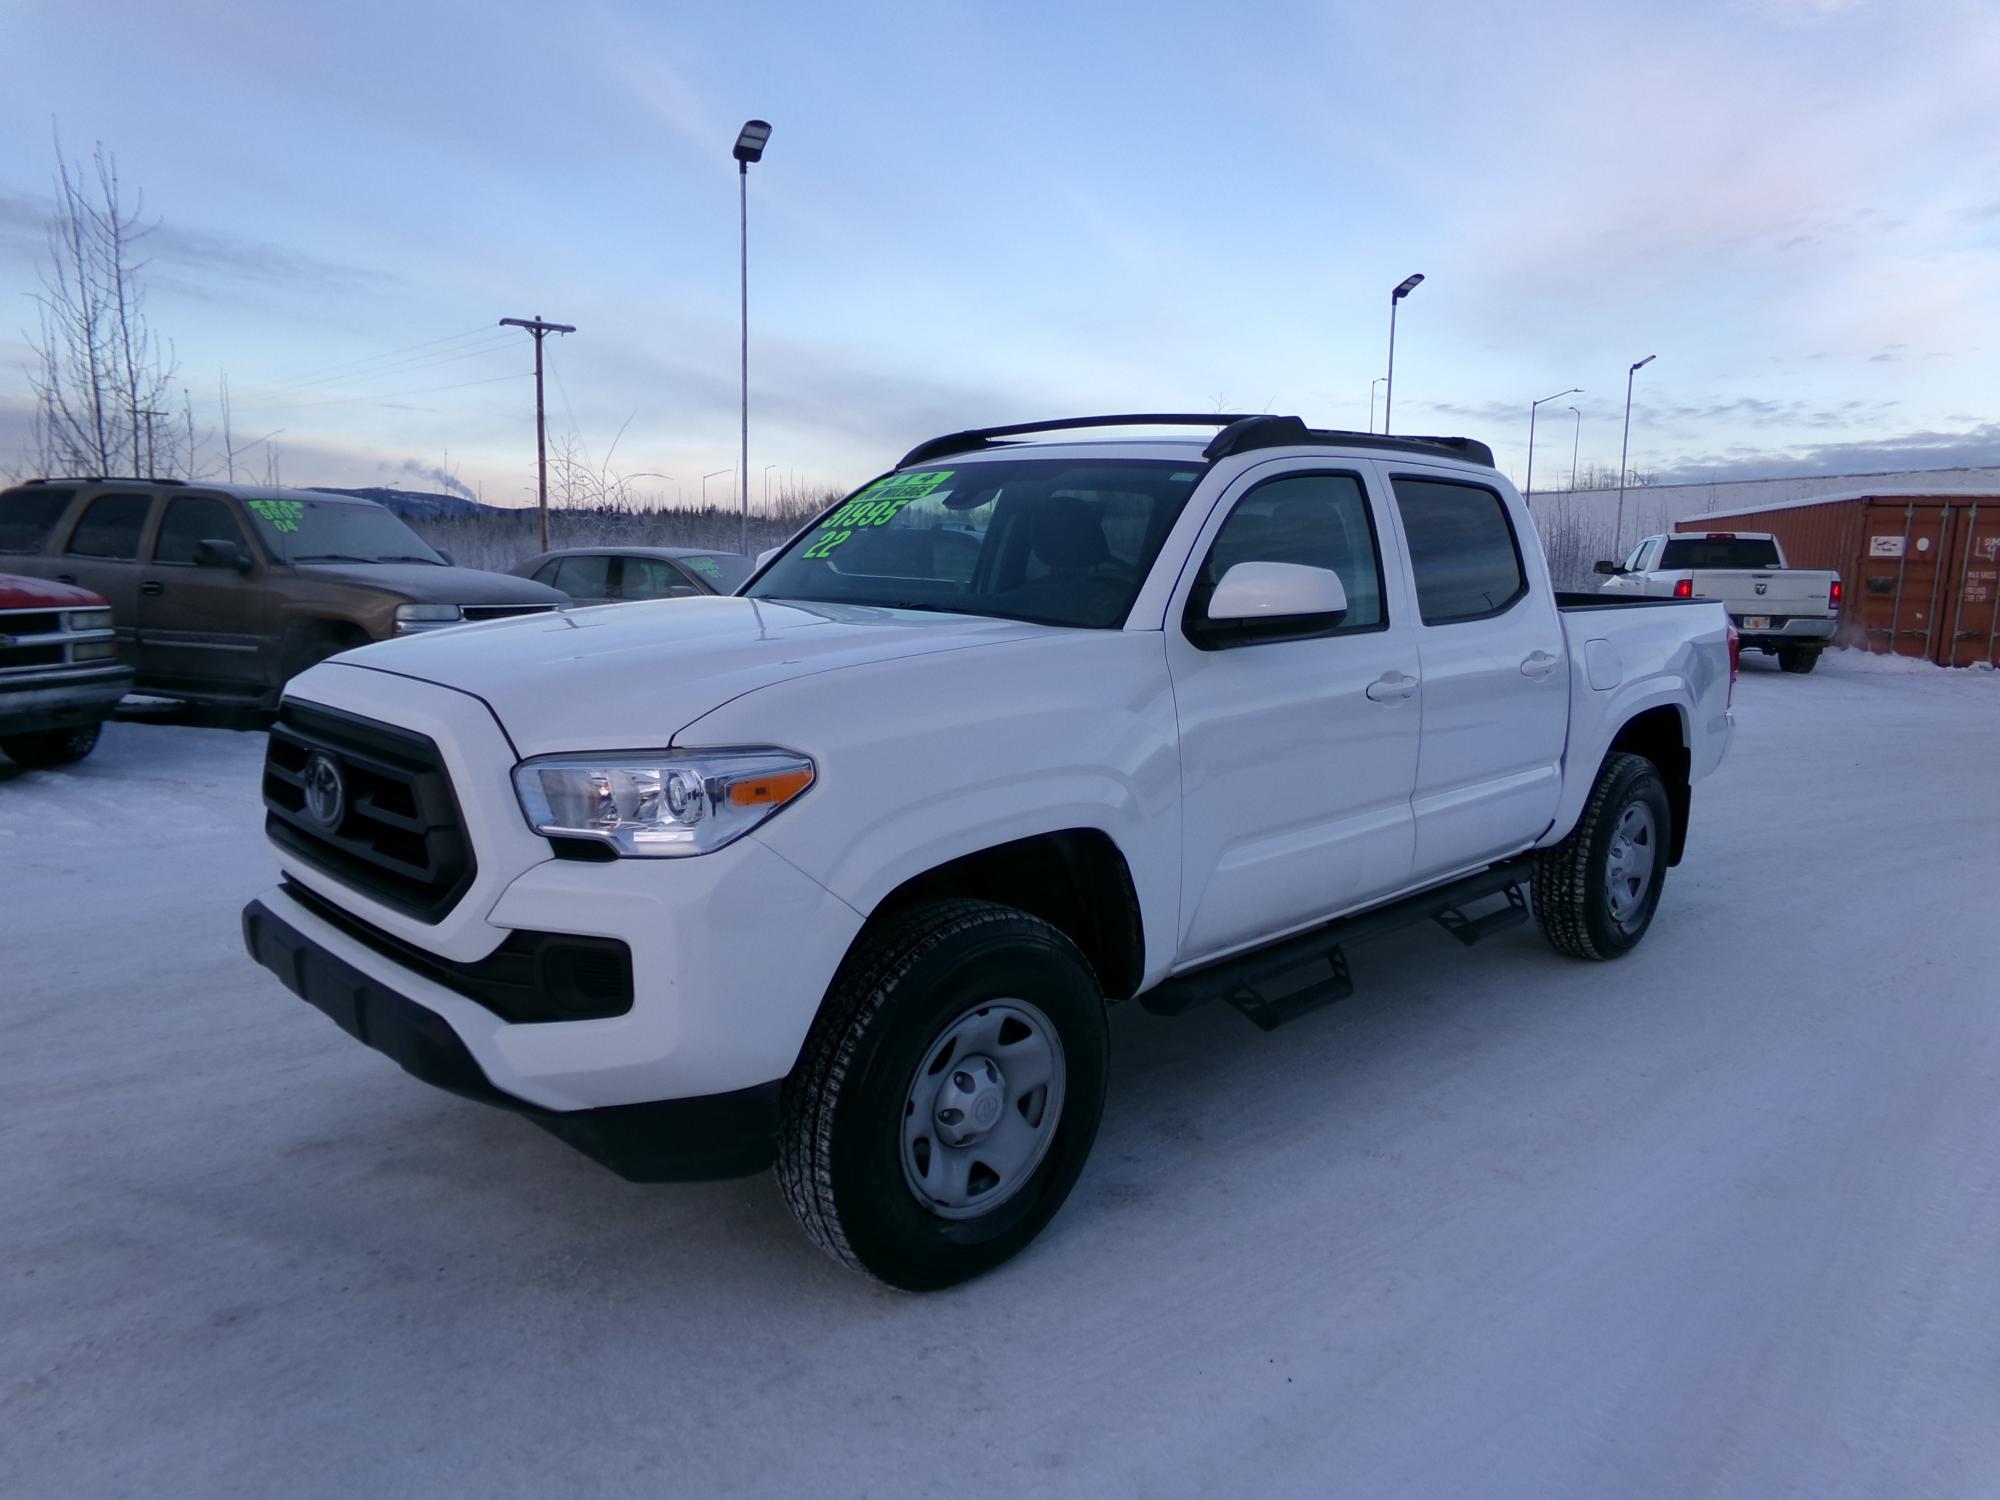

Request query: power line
[
  {"left": 228, "top": 370, "right": 529, "bottom": 415},
  {"left": 227, "top": 332, "right": 518, "bottom": 403},
  {"left": 250, "top": 323, "right": 500, "bottom": 390}
]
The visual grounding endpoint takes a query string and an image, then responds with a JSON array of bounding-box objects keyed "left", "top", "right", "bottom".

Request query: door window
[
  {"left": 617, "top": 557, "right": 702, "bottom": 600},
  {"left": 1186, "top": 471, "right": 1385, "bottom": 643},
  {"left": 153, "top": 497, "right": 247, "bottom": 564},
  {"left": 551, "top": 554, "right": 614, "bottom": 597},
  {"left": 1391, "top": 477, "right": 1527, "bottom": 624},
  {"left": 65, "top": 493, "right": 153, "bottom": 559},
  {"left": 1622, "top": 538, "right": 1653, "bottom": 572},
  {"left": 0, "top": 487, "right": 77, "bottom": 553}
]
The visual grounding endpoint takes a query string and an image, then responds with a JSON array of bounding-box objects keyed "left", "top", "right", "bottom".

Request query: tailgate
[{"left": 1687, "top": 570, "right": 1832, "bottom": 616}]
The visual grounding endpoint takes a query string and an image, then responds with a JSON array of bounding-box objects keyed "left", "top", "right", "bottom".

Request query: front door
[
  {"left": 1166, "top": 462, "right": 1423, "bottom": 962},
  {"left": 139, "top": 494, "right": 273, "bottom": 696},
  {"left": 1386, "top": 469, "right": 1569, "bottom": 880}
]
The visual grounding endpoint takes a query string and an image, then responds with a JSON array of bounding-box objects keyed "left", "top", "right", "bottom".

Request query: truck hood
[
  {"left": 291, "top": 561, "right": 565, "bottom": 605},
  {"left": 328, "top": 595, "right": 1052, "bottom": 754},
  {"left": 0, "top": 571, "right": 107, "bottom": 608}
]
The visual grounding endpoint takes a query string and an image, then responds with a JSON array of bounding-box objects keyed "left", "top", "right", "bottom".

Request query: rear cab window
[
  {"left": 1660, "top": 536, "right": 1781, "bottom": 570},
  {"left": 64, "top": 493, "right": 154, "bottom": 560},
  {"left": 0, "top": 487, "right": 78, "bottom": 553},
  {"left": 1390, "top": 476, "right": 1528, "bottom": 624}
]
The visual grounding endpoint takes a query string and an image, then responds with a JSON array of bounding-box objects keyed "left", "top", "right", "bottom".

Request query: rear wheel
[
  {"left": 0, "top": 723, "right": 103, "bottom": 769},
  {"left": 778, "top": 900, "right": 1109, "bottom": 1290},
  {"left": 1777, "top": 644, "right": 1820, "bottom": 674},
  {"left": 1533, "top": 752, "right": 1672, "bottom": 960}
]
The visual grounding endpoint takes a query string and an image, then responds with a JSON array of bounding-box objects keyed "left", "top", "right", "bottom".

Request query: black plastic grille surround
[
  {"left": 280, "top": 880, "right": 633, "bottom": 1023},
  {"left": 263, "top": 701, "right": 475, "bottom": 923}
]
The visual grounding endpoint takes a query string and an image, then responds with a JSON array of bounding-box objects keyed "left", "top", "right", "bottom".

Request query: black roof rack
[
  {"left": 21, "top": 475, "right": 188, "bottom": 486},
  {"left": 897, "top": 413, "right": 1492, "bottom": 469}
]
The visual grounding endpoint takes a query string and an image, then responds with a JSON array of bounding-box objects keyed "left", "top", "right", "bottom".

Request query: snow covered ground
[{"left": 3, "top": 651, "right": 1996, "bottom": 1499}]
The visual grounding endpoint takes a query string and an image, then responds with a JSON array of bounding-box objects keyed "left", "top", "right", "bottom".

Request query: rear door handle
[
  {"left": 57, "top": 573, "right": 77, "bottom": 584},
  {"left": 1520, "top": 650, "right": 1560, "bottom": 679},
  {"left": 140, "top": 580, "right": 164, "bottom": 596},
  {"left": 1365, "top": 671, "right": 1419, "bottom": 702}
]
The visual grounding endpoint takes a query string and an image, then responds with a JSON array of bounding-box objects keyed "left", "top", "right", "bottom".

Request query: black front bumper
[
  {"left": 0, "top": 665, "right": 133, "bottom": 737},
  {"left": 241, "top": 897, "right": 782, "bottom": 1181}
]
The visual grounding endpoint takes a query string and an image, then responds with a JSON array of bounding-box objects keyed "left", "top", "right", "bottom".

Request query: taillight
[
  {"left": 1829, "top": 578, "right": 1842, "bottom": 608},
  {"left": 1727, "top": 625, "right": 1740, "bottom": 708},
  {"left": 1673, "top": 577, "right": 1694, "bottom": 599}
]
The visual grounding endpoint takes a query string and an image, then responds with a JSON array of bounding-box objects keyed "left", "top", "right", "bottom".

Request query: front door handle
[
  {"left": 1365, "top": 671, "right": 1419, "bottom": 702},
  {"left": 1520, "top": 650, "right": 1560, "bottom": 679},
  {"left": 140, "top": 580, "right": 164, "bottom": 596}
]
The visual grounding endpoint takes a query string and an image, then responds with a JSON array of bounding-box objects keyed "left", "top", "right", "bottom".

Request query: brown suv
[{"left": 0, "top": 479, "right": 564, "bottom": 708}]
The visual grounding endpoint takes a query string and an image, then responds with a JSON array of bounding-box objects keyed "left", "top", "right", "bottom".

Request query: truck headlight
[
  {"left": 513, "top": 749, "right": 815, "bottom": 857},
  {"left": 67, "top": 608, "right": 114, "bottom": 632},
  {"left": 394, "top": 603, "right": 465, "bottom": 634}
]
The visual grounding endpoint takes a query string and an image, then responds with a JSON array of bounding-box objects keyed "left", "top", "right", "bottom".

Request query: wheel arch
[
  {"left": 1605, "top": 704, "right": 1692, "bottom": 865},
  {"left": 849, "top": 828, "right": 1147, "bottom": 1001}
]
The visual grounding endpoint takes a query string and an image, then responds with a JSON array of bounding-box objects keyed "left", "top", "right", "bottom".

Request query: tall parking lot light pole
[
  {"left": 1525, "top": 386, "right": 1581, "bottom": 509},
  {"left": 1383, "top": 274, "right": 1423, "bottom": 434},
  {"left": 1568, "top": 405, "right": 1582, "bottom": 490},
  {"left": 1369, "top": 377, "right": 1387, "bottom": 434},
  {"left": 734, "top": 119, "right": 771, "bottom": 558},
  {"left": 1614, "top": 355, "right": 1657, "bottom": 552},
  {"left": 703, "top": 468, "right": 733, "bottom": 509}
]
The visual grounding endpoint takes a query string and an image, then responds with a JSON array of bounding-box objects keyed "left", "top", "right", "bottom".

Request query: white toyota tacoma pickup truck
[
  {"left": 242, "top": 414, "right": 1734, "bottom": 1288},
  {"left": 1598, "top": 530, "right": 1839, "bottom": 673}
]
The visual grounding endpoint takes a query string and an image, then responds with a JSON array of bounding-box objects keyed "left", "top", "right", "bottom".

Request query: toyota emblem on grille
[{"left": 302, "top": 751, "right": 347, "bottom": 830}]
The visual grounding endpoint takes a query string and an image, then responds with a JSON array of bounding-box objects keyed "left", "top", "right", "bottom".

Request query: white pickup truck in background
[
  {"left": 242, "top": 413, "right": 1735, "bottom": 1288},
  {"left": 1597, "top": 531, "right": 1840, "bottom": 673}
]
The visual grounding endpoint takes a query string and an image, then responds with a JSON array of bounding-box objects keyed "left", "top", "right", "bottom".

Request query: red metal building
[{"left": 1674, "top": 491, "right": 2000, "bottom": 668}]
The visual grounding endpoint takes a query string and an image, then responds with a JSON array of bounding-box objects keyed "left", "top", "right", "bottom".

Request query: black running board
[{"left": 1138, "top": 857, "right": 1535, "bottom": 1031}]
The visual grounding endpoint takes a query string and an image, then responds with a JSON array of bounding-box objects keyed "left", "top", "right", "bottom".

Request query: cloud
[{"left": 1657, "top": 422, "right": 2000, "bottom": 482}]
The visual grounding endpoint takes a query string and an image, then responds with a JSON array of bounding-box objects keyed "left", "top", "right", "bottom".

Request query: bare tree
[{"left": 26, "top": 133, "right": 181, "bottom": 478}]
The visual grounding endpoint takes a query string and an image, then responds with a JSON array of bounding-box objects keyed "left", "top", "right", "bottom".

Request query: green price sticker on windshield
[
  {"left": 803, "top": 470, "right": 953, "bottom": 558},
  {"left": 247, "top": 499, "right": 304, "bottom": 534}
]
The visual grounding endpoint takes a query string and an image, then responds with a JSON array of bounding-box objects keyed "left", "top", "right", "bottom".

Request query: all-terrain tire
[
  {"left": 777, "top": 899, "right": 1109, "bottom": 1291},
  {"left": 0, "top": 723, "right": 103, "bottom": 768},
  {"left": 1533, "top": 752, "right": 1672, "bottom": 960},
  {"left": 1777, "top": 644, "right": 1820, "bottom": 674}
]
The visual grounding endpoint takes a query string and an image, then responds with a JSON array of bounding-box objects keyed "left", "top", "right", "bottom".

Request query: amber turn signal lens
[{"left": 727, "top": 767, "right": 814, "bottom": 807}]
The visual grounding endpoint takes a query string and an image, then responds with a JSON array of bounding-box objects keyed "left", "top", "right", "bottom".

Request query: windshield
[
  {"left": 745, "top": 459, "right": 1204, "bottom": 628},
  {"left": 1660, "top": 536, "right": 1781, "bottom": 570},
  {"left": 680, "top": 552, "right": 753, "bottom": 592},
  {"left": 241, "top": 497, "right": 444, "bottom": 565}
]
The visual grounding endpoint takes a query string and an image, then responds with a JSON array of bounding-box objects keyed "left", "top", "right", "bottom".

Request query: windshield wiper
[
  {"left": 378, "top": 555, "right": 447, "bottom": 565},
  {"left": 289, "top": 553, "right": 381, "bottom": 564}
]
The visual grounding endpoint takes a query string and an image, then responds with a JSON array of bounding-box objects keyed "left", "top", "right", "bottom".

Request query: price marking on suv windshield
[
  {"left": 247, "top": 499, "right": 304, "bottom": 534},
  {"left": 804, "top": 471, "right": 953, "bottom": 557}
]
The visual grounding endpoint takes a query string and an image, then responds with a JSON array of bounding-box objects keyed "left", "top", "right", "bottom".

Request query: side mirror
[
  {"left": 435, "top": 547, "right": 456, "bottom": 566},
  {"left": 194, "top": 538, "right": 253, "bottom": 573},
  {"left": 1594, "top": 559, "right": 1622, "bottom": 576},
  {"left": 1201, "top": 561, "right": 1349, "bottom": 641}
]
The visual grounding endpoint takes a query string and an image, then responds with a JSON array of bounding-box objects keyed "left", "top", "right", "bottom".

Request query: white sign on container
[{"left": 1869, "top": 535, "right": 1905, "bottom": 557}]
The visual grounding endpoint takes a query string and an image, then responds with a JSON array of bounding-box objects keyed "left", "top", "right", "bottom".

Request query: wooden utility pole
[{"left": 500, "top": 315, "right": 576, "bottom": 550}]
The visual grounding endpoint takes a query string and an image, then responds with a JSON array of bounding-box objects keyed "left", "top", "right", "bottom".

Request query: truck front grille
[
  {"left": 263, "top": 702, "right": 476, "bottom": 923},
  {"left": 0, "top": 606, "right": 117, "bottom": 678}
]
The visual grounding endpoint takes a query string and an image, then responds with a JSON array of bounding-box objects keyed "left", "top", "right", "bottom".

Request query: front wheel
[
  {"left": 0, "top": 723, "right": 103, "bottom": 768},
  {"left": 1533, "top": 752, "right": 1672, "bottom": 960},
  {"left": 777, "top": 900, "right": 1109, "bottom": 1290}
]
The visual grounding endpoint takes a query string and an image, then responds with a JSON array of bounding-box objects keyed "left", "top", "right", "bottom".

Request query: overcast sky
[{"left": 3, "top": 0, "right": 1996, "bottom": 506}]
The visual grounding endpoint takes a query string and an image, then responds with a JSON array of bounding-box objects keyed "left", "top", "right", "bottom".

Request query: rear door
[
  {"left": 1167, "top": 461, "right": 1423, "bottom": 959},
  {"left": 1387, "top": 469, "right": 1569, "bottom": 880},
  {"left": 139, "top": 494, "right": 273, "bottom": 695},
  {"left": 54, "top": 491, "right": 156, "bottom": 665}
]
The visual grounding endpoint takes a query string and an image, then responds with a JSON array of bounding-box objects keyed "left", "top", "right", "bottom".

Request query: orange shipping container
[{"left": 1674, "top": 491, "right": 2000, "bottom": 668}]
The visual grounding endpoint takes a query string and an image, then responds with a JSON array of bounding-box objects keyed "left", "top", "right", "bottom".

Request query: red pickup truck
[{"left": 0, "top": 572, "right": 133, "bottom": 768}]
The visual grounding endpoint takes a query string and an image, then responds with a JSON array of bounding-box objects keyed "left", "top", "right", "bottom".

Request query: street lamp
[
  {"left": 703, "top": 468, "right": 733, "bottom": 509},
  {"left": 1383, "top": 273, "right": 1424, "bottom": 434},
  {"left": 1614, "top": 355, "right": 1657, "bottom": 552},
  {"left": 1525, "top": 386, "right": 1581, "bottom": 508},
  {"left": 1567, "top": 406, "right": 1581, "bottom": 490},
  {"left": 763, "top": 463, "right": 779, "bottom": 510},
  {"left": 733, "top": 118, "right": 772, "bottom": 558},
  {"left": 1369, "top": 376, "right": 1387, "bottom": 434}
]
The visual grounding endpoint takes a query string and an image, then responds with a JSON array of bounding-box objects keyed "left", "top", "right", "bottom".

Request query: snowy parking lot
[{"left": 4, "top": 651, "right": 1997, "bottom": 1498}]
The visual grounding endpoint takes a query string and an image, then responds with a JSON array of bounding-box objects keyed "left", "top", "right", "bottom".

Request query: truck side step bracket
[
  {"left": 1223, "top": 949, "right": 1354, "bottom": 1032},
  {"left": 1136, "top": 856, "right": 1536, "bottom": 1029},
  {"left": 1434, "top": 884, "right": 1528, "bottom": 947}
]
